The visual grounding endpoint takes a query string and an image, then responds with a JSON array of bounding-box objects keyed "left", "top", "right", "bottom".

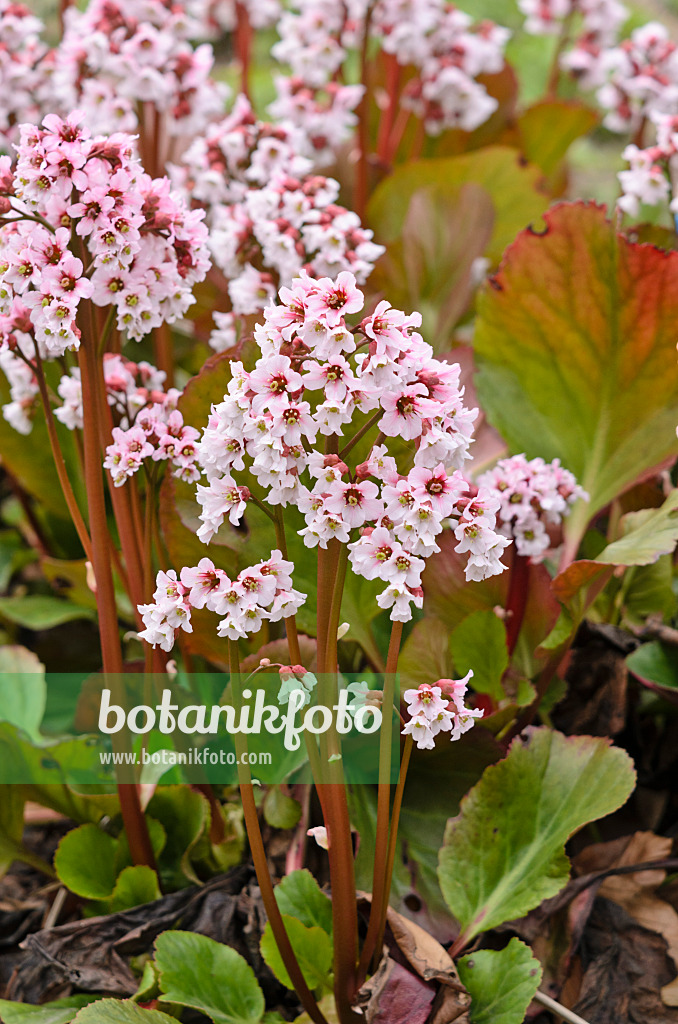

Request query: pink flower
[
  {"left": 379, "top": 384, "right": 439, "bottom": 440},
  {"left": 324, "top": 479, "right": 383, "bottom": 529},
  {"left": 305, "top": 271, "right": 364, "bottom": 328}
]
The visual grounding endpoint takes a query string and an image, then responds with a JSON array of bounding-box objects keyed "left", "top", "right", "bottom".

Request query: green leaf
[
  {"left": 519, "top": 100, "right": 598, "bottom": 177},
  {"left": 398, "top": 617, "right": 455, "bottom": 689},
  {"left": 422, "top": 533, "right": 560, "bottom": 680},
  {"left": 368, "top": 183, "right": 494, "bottom": 351},
  {"left": 596, "top": 492, "right": 678, "bottom": 566},
  {"left": 145, "top": 786, "right": 208, "bottom": 888},
  {"left": 450, "top": 611, "right": 508, "bottom": 700},
  {"left": 438, "top": 728, "right": 636, "bottom": 943},
  {"left": 458, "top": 938, "right": 543, "bottom": 1024},
  {"left": 155, "top": 930, "right": 265, "bottom": 1024},
  {"left": 54, "top": 823, "right": 118, "bottom": 900},
  {"left": 474, "top": 203, "right": 678, "bottom": 553},
  {"left": 274, "top": 870, "right": 333, "bottom": 935},
  {"left": 368, "top": 147, "right": 548, "bottom": 264},
  {"left": 0, "top": 996, "right": 99, "bottom": 1024},
  {"left": 263, "top": 786, "right": 302, "bottom": 831},
  {"left": 108, "top": 865, "right": 161, "bottom": 913},
  {"left": 73, "top": 1000, "right": 176, "bottom": 1024},
  {"left": 260, "top": 915, "right": 333, "bottom": 992},
  {"left": 620, "top": 557, "right": 677, "bottom": 627},
  {"left": 0, "top": 595, "right": 95, "bottom": 630},
  {"left": 351, "top": 729, "right": 502, "bottom": 938},
  {"left": 0, "top": 645, "right": 45, "bottom": 741},
  {"left": 627, "top": 641, "right": 678, "bottom": 693}
]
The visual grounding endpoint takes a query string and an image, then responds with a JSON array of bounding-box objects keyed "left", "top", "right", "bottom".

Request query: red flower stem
[
  {"left": 97, "top": 383, "right": 146, "bottom": 619},
  {"left": 77, "top": 312, "right": 156, "bottom": 871},
  {"left": 30, "top": 346, "right": 94, "bottom": 564},
  {"left": 229, "top": 640, "right": 328, "bottom": 1024},
  {"left": 311, "top": 538, "right": 361, "bottom": 1023},
  {"left": 383, "top": 106, "right": 412, "bottom": 165},
  {"left": 154, "top": 322, "right": 174, "bottom": 389},
  {"left": 355, "top": 3, "right": 376, "bottom": 220},
  {"left": 376, "top": 53, "right": 402, "bottom": 163},
  {"left": 373, "top": 733, "right": 413, "bottom": 958},
  {"left": 235, "top": 3, "right": 253, "bottom": 99},
  {"left": 505, "top": 550, "right": 530, "bottom": 658},
  {"left": 358, "top": 618, "right": 403, "bottom": 979}
]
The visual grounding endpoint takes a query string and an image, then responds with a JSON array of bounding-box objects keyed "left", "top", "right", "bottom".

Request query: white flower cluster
[
  {"left": 269, "top": 0, "right": 509, "bottom": 140},
  {"left": 139, "top": 550, "right": 305, "bottom": 650},
  {"left": 173, "top": 97, "right": 384, "bottom": 335},
  {"left": 402, "top": 675, "right": 483, "bottom": 749},
  {"left": 477, "top": 454, "right": 588, "bottom": 558}
]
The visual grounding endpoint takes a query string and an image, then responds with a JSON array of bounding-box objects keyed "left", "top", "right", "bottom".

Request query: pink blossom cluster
[
  {"left": 203, "top": 0, "right": 282, "bottom": 33},
  {"left": 51, "top": 0, "right": 228, "bottom": 140},
  {"left": 0, "top": 113, "right": 210, "bottom": 374},
  {"left": 270, "top": 0, "right": 509, "bottom": 137},
  {"left": 174, "top": 97, "right": 384, "bottom": 335},
  {"left": 0, "top": 1, "right": 51, "bottom": 150},
  {"left": 52, "top": 350, "right": 200, "bottom": 488},
  {"left": 189, "top": 271, "right": 510, "bottom": 628},
  {"left": 477, "top": 454, "right": 588, "bottom": 559},
  {"left": 617, "top": 113, "right": 678, "bottom": 216},
  {"left": 55, "top": 353, "right": 169, "bottom": 431},
  {"left": 0, "top": 298, "right": 39, "bottom": 433},
  {"left": 402, "top": 675, "right": 483, "bottom": 750},
  {"left": 372, "top": 0, "right": 509, "bottom": 134},
  {"left": 564, "top": 22, "right": 678, "bottom": 132},
  {"left": 139, "top": 550, "right": 306, "bottom": 651},
  {"left": 103, "top": 400, "right": 200, "bottom": 487},
  {"left": 268, "top": 77, "right": 364, "bottom": 165},
  {"left": 519, "top": 0, "right": 626, "bottom": 47}
]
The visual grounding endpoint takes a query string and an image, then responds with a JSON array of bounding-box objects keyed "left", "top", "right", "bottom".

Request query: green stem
[
  {"left": 229, "top": 641, "right": 327, "bottom": 1024},
  {"left": 338, "top": 409, "right": 382, "bottom": 461}
]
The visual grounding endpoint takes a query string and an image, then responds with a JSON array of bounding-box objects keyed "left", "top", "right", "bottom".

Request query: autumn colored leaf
[{"left": 474, "top": 203, "right": 678, "bottom": 561}]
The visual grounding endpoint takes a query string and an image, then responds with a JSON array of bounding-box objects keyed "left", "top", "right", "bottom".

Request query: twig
[
  {"left": 42, "top": 886, "right": 68, "bottom": 930},
  {"left": 534, "top": 990, "right": 591, "bottom": 1024}
]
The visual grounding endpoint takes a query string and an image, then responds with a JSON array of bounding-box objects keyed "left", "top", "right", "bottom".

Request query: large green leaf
[
  {"left": 474, "top": 203, "right": 678, "bottom": 555},
  {"left": 0, "top": 645, "right": 45, "bottom": 741},
  {"left": 274, "top": 870, "right": 333, "bottom": 936},
  {"left": 54, "top": 823, "right": 118, "bottom": 900},
  {"left": 449, "top": 611, "right": 508, "bottom": 700},
  {"left": 0, "top": 997, "right": 99, "bottom": 1024},
  {"left": 438, "top": 728, "right": 636, "bottom": 944},
  {"left": 155, "top": 930, "right": 265, "bottom": 1024},
  {"left": 626, "top": 641, "right": 678, "bottom": 701},
  {"left": 260, "top": 916, "right": 333, "bottom": 992},
  {"left": 458, "top": 937, "right": 542, "bottom": 1024},
  {"left": 368, "top": 147, "right": 548, "bottom": 264},
  {"left": 596, "top": 491, "right": 678, "bottom": 566},
  {"left": 0, "top": 595, "right": 95, "bottom": 630},
  {"left": 73, "top": 1001, "right": 176, "bottom": 1024}
]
